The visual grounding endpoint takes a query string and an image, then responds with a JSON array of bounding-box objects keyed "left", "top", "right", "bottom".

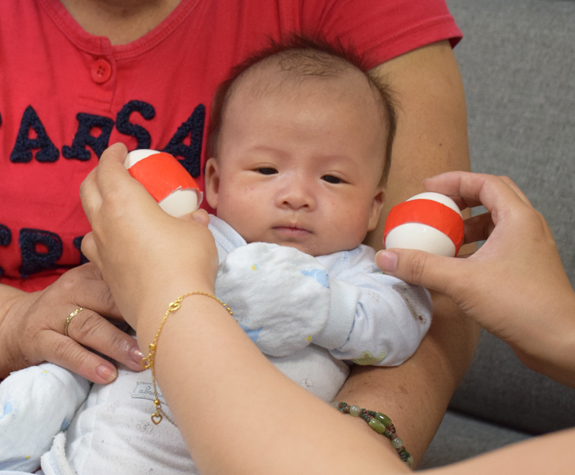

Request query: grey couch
[{"left": 419, "top": 0, "right": 575, "bottom": 469}]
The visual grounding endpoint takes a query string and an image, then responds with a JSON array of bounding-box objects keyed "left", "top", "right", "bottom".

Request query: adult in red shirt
[{"left": 0, "top": 0, "right": 474, "bottom": 464}]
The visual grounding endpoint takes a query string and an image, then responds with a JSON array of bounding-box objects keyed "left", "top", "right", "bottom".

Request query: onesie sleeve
[
  {"left": 215, "top": 242, "right": 431, "bottom": 365},
  {"left": 316, "top": 247, "right": 433, "bottom": 366},
  {"left": 0, "top": 363, "right": 90, "bottom": 472}
]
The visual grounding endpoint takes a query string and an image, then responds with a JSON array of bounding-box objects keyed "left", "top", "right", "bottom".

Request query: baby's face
[{"left": 205, "top": 70, "right": 386, "bottom": 257}]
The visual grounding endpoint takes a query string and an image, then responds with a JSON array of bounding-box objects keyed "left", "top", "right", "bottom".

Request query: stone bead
[
  {"left": 330, "top": 401, "right": 340, "bottom": 409},
  {"left": 391, "top": 437, "right": 403, "bottom": 449},
  {"left": 368, "top": 418, "right": 386, "bottom": 434},
  {"left": 406, "top": 455, "right": 414, "bottom": 468},
  {"left": 375, "top": 412, "right": 392, "bottom": 427},
  {"left": 349, "top": 405, "right": 361, "bottom": 417}
]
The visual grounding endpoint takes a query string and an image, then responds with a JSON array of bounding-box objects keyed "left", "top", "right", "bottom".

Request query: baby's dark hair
[{"left": 206, "top": 34, "right": 396, "bottom": 185}]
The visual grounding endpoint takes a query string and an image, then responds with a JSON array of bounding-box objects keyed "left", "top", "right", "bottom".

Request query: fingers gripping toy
[
  {"left": 383, "top": 192, "right": 464, "bottom": 257},
  {"left": 124, "top": 150, "right": 203, "bottom": 217}
]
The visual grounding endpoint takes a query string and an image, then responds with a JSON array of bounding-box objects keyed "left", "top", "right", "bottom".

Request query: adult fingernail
[
  {"left": 97, "top": 364, "right": 117, "bottom": 383},
  {"left": 376, "top": 251, "right": 398, "bottom": 272},
  {"left": 130, "top": 346, "right": 145, "bottom": 366}
]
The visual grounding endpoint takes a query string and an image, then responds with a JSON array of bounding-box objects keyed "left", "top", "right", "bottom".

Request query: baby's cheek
[{"left": 338, "top": 213, "right": 372, "bottom": 248}]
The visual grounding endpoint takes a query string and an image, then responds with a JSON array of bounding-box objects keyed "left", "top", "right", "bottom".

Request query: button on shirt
[{"left": 90, "top": 59, "right": 112, "bottom": 84}]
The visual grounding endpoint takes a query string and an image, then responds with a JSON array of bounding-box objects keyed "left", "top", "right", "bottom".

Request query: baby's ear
[
  {"left": 367, "top": 188, "right": 385, "bottom": 232},
  {"left": 204, "top": 157, "right": 220, "bottom": 210}
]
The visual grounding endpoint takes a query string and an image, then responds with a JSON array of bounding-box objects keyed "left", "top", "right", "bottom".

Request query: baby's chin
[
  {"left": 268, "top": 239, "right": 358, "bottom": 257},
  {"left": 245, "top": 228, "right": 365, "bottom": 256}
]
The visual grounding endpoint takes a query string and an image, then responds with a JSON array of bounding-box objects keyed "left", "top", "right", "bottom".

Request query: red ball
[
  {"left": 125, "top": 150, "right": 203, "bottom": 217},
  {"left": 383, "top": 192, "right": 464, "bottom": 257}
]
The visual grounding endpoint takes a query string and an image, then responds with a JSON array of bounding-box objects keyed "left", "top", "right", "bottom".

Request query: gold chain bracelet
[{"left": 141, "top": 291, "right": 233, "bottom": 426}]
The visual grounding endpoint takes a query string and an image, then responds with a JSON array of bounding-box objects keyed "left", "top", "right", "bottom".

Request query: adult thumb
[
  {"left": 375, "top": 249, "right": 457, "bottom": 296},
  {"left": 178, "top": 208, "right": 210, "bottom": 227}
]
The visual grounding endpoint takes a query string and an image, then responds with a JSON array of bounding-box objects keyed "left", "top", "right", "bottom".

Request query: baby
[{"left": 0, "top": 37, "right": 432, "bottom": 475}]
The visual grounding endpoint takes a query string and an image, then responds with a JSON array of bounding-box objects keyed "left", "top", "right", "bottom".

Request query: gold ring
[{"left": 64, "top": 307, "right": 85, "bottom": 337}]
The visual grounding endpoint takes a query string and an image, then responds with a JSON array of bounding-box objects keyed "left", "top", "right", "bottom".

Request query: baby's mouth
[{"left": 272, "top": 225, "right": 311, "bottom": 237}]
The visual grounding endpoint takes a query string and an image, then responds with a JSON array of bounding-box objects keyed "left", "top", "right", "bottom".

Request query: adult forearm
[
  {"left": 513, "top": 290, "right": 575, "bottom": 389},
  {"left": 139, "top": 292, "right": 410, "bottom": 475}
]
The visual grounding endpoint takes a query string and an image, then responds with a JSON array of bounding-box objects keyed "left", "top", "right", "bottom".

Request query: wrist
[
  {"left": 134, "top": 279, "right": 216, "bottom": 348},
  {"left": 139, "top": 290, "right": 233, "bottom": 426},
  {"left": 0, "top": 286, "right": 35, "bottom": 378},
  {"left": 514, "top": 290, "right": 575, "bottom": 388},
  {"left": 0, "top": 284, "right": 28, "bottom": 321}
]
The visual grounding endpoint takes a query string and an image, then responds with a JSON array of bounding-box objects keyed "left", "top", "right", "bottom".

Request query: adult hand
[
  {"left": 0, "top": 264, "right": 143, "bottom": 383},
  {"left": 376, "top": 171, "right": 575, "bottom": 386},
  {"left": 79, "top": 143, "right": 219, "bottom": 336}
]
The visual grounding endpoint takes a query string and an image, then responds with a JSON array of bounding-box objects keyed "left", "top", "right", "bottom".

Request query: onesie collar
[{"left": 208, "top": 215, "right": 248, "bottom": 255}]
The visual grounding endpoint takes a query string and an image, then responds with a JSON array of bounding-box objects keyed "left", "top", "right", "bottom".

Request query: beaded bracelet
[
  {"left": 333, "top": 401, "right": 414, "bottom": 468},
  {"left": 141, "top": 291, "right": 233, "bottom": 426}
]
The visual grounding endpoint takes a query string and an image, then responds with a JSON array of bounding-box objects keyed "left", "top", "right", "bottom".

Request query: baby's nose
[{"left": 278, "top": 178, "right": 316, "bottom": 210}]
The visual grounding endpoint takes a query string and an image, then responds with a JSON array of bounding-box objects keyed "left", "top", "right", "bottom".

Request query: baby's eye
[
  {"left": 255, "top": 167, "right": 278, "bottom": 175},
  {"left": 322, "top": 175, "right": 343, "bottom": 184}
]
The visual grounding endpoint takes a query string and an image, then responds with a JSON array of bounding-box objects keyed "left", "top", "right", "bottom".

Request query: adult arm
[
  {"left": 0, "top": 266, "right": 143, "bottom": 383},
  {"left": 376, "top": 171, "right": 575, "bottom": 389},
  {"left": 119, "top": 294, "right": 575, "bottom": 475},
  {"left": 337, "top": 40, "right": 480, "bottom": 464}
]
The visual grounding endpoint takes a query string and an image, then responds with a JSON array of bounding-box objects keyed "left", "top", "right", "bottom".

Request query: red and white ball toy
[
  {"left": 124, "top": 149, "right": 203, "bottom": 218},
  {"left": 383, "top": 192, "right": 464, "bottom": 257}
]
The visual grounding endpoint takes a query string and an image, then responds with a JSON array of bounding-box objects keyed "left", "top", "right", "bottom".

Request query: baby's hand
[{"left": 215, "top": 242, "right": 332, "bottom": 357}]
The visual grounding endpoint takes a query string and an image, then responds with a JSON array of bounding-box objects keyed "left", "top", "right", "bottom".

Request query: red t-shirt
[{"left": 0, "top": 0, "right": 461, "bottom": 291}]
